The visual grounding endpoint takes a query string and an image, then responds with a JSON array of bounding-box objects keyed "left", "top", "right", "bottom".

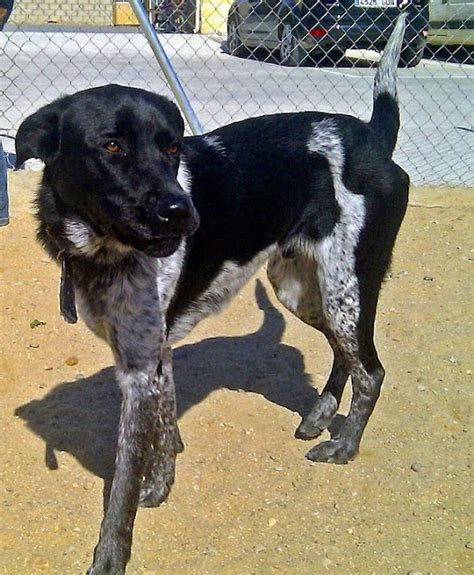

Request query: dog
[{"left": 15, "top": 15, "right": 409, "bottom": 575}]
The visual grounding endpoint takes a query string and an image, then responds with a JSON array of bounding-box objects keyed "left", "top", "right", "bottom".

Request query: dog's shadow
[{"left": 15, "top": 281, "right": 320, "bottom": 487}]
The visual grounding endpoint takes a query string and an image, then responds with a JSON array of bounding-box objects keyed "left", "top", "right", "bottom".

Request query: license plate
[{"left": 355, "top": 0, "right": 397, "bottom": 7}]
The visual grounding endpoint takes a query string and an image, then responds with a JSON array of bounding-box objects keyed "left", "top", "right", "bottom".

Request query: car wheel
[
  {"left": 279, "top": 21, "right": 304, "bottom": 66},
  {"left": 227, "top": 17, "right": 248, "bottom": 58},
  {"left": 399, "top": 41, "right": 426, "bottom": 68}
]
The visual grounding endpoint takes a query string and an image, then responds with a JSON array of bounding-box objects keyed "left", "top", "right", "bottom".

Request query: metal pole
[{"left": 128, "top": 0, "right": 204, "bottom": 135}]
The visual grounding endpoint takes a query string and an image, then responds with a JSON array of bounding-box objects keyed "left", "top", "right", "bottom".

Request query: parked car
[{"left": 226, "top": 0, "right": 429, "bottom": 67}]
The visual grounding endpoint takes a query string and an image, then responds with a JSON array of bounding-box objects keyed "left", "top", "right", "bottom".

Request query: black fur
[{"left": 14, "top": 17, "right": 409, "bottom": 575}]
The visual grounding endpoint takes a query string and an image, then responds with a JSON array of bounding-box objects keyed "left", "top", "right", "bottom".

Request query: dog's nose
[
  {"left": 157, "top": 198, "right": 190, "bottom": 224},
  {"left": 154, "top": 194, "right": 198, "bottom": 235}
]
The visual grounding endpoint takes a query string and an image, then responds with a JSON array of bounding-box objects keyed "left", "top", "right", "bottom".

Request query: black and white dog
[{"left": 15, "top": 15, "right": 409, "bottom": 575}]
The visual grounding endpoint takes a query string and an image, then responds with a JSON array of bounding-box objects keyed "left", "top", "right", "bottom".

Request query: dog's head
[{"left": 15, "top": 84, "right": 199, "bottom": 259}]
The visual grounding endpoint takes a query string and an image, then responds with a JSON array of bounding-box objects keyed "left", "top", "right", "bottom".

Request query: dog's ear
[{"left": 15, "top": 98, "right": 68, "bottom": 168}]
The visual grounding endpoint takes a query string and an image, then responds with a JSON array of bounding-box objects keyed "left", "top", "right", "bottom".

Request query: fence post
[{"left": 128, "top": 0, "right": 204, "bottom": 135}]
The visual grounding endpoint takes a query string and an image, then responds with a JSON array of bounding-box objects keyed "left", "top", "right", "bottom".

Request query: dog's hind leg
[
  {"left": 139, "top": 347, "right": 183, "bottom": 508},
  {"left": 296, "top": 331, "right": 350, "bottom": 440},
  {"left": 267, "top": 251, "right": 350, "bottom": 440},
  {"left": 303, "top": 254, "right": 386, "bottom": 465},
  {"left": 268, "top": 216, "right": 389, "bottom": 465}
]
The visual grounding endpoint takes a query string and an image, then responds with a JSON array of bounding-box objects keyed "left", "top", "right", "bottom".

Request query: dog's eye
[
  {"left": 104, "top": 141, "right": 123, "bottom": 154},
  {"left": 166, "top": 143, "right": 180, "bottom": 156}
]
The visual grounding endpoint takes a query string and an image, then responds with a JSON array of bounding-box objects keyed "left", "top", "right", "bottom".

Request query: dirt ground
[{"left": 0, "top": 171, "right": 472, "bottom": 575}]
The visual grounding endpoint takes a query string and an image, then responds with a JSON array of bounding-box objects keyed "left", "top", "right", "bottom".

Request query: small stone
[
  {"left": 26, "top": 555, "right": 49, "bottom": 570},
  {"left": 416, "top": 384, "right": 426, "bottom": 392},
  {"left": 410, "top": 462, "right": 424, "bottom": 473},
  {"left": 465, "top": 541, "right": 474, "bottom": 550},
  {"left": 407, "top": 571, "right": 424, "bottom": 575},
  {"left": 268, "top": 517, "right": 277, "bottom": 527},
  {"left": 65, "top": 356, "right": 79, "bottom": 366},
  {"left": 255, "top": 544, "right": 266, "bottom": 553}
]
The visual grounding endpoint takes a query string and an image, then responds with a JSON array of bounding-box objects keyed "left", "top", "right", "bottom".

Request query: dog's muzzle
[{"left": 116, "top": 190, "right": 199, "bottom": 258}]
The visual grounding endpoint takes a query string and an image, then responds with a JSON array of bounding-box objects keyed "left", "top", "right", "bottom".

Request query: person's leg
[{"left": 0, "top": 139, "right": 9, "bottom": 227}]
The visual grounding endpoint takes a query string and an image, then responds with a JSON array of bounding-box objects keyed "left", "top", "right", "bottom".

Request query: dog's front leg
[
  {"left": 140, "top": 347, "right": 183, "bottom": 508},
  {"left": 88, "top": 280, "right": 166, "bottom": 574},
  {"left": 89, "top": 364, "right": 161, "bottom": 575}
]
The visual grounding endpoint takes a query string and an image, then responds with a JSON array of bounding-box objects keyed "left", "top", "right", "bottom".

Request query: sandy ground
[{"left": 0, "top": 171, "right": 472, "bottom": 575}]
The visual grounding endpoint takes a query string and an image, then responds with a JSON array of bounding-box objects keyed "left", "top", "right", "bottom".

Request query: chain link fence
[{"left": 1, "top": 0, "right": 473, "bottom": 185}]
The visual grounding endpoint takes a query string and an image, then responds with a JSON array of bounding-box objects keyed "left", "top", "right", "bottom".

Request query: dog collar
[{"left": 59, "top": 254, "right": 78, "bottom": 324}]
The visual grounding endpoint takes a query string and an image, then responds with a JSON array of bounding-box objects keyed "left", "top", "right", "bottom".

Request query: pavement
[{"left": 1, "top": 26, "right": 473, "bottom": 186}]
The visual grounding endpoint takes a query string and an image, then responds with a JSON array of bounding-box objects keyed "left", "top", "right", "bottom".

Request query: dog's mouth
[
  {"left": 142, "top": 236, "right": 184, "bottom": 258},
  {"left": 97, "top": 190, "right": 199, "bottom": 258},
  {"left": 113, "top": 228, "right": 186, "bottom": 258}
]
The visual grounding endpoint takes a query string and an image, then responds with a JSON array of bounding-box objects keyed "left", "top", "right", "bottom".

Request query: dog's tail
[{"left": 369, "top": 14, "right": 407, "bottom": 157}]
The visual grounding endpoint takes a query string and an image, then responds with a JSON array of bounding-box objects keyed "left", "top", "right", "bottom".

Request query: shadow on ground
[{"left": 14, "top": 281, "right": 319, "bottom": 488}]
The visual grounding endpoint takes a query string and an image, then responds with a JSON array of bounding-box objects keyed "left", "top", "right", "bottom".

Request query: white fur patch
[
  {"left": 156, "top": 241, "right": 186, "bottom": 312},
  {"left": 177, "top": 158, "right": 193, "bottom": 195},
  {"left": 168, "top": 244, "right": 277, "bottom": 344},
  {"left": 203, "top": 135, "right": 227, "bottom": 155},
  {"left": 64, "top": 218, "right": 92, "bottom": 254},
  {"left": 64, "top": 218, "right": 133, "bottom": 258},
  {"left": 307, "top": 119, "right": 366, "bottom": 345}
]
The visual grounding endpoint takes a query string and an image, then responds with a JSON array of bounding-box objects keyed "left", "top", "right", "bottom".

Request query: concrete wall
[
  {"left": 12, "top": 0, "right": 232, "bottom": 33},
  {"left": 13, "top": 0, "right": 114, "bottom": 25}
]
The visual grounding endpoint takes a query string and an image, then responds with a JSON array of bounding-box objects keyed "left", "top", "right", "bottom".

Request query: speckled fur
[{"left": 15, "top": 16, "right": 409, "bottom": 575}]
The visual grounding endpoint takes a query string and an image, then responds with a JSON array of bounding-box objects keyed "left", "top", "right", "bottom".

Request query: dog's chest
[{"left": 72, "top": 251, "right": 184, "bottom": 345}]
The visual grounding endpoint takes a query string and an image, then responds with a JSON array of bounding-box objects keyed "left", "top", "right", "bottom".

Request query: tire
[
  {"left": 279, "top": 21, "right": 305, "bottom": 66},
  {"left": 399, "top": 41, "right": 426, "bottom": 68},
  {"left": 227, "top": 17, "right": 248, "bottom": 58}
]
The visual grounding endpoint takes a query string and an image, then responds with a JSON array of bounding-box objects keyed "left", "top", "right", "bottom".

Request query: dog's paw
[
  {"left": 295, "top": 393, "right": 338, "bottom": 440},
  {"left": 88, "top": 549, "right": 126, "bottom": 575},
  {"left": 305, "top": 439, "right": 357, "bottom": 464},
  {"left": 139, "top": 479, "right": 172, "bottom": 508},
  {"left": 139, "top": 451, "right": 176, "bottom": 508}
]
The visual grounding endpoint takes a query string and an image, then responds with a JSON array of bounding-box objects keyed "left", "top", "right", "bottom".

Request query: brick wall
[{"left": 13, "top": 0, "right": 114, "bottom": 25}]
